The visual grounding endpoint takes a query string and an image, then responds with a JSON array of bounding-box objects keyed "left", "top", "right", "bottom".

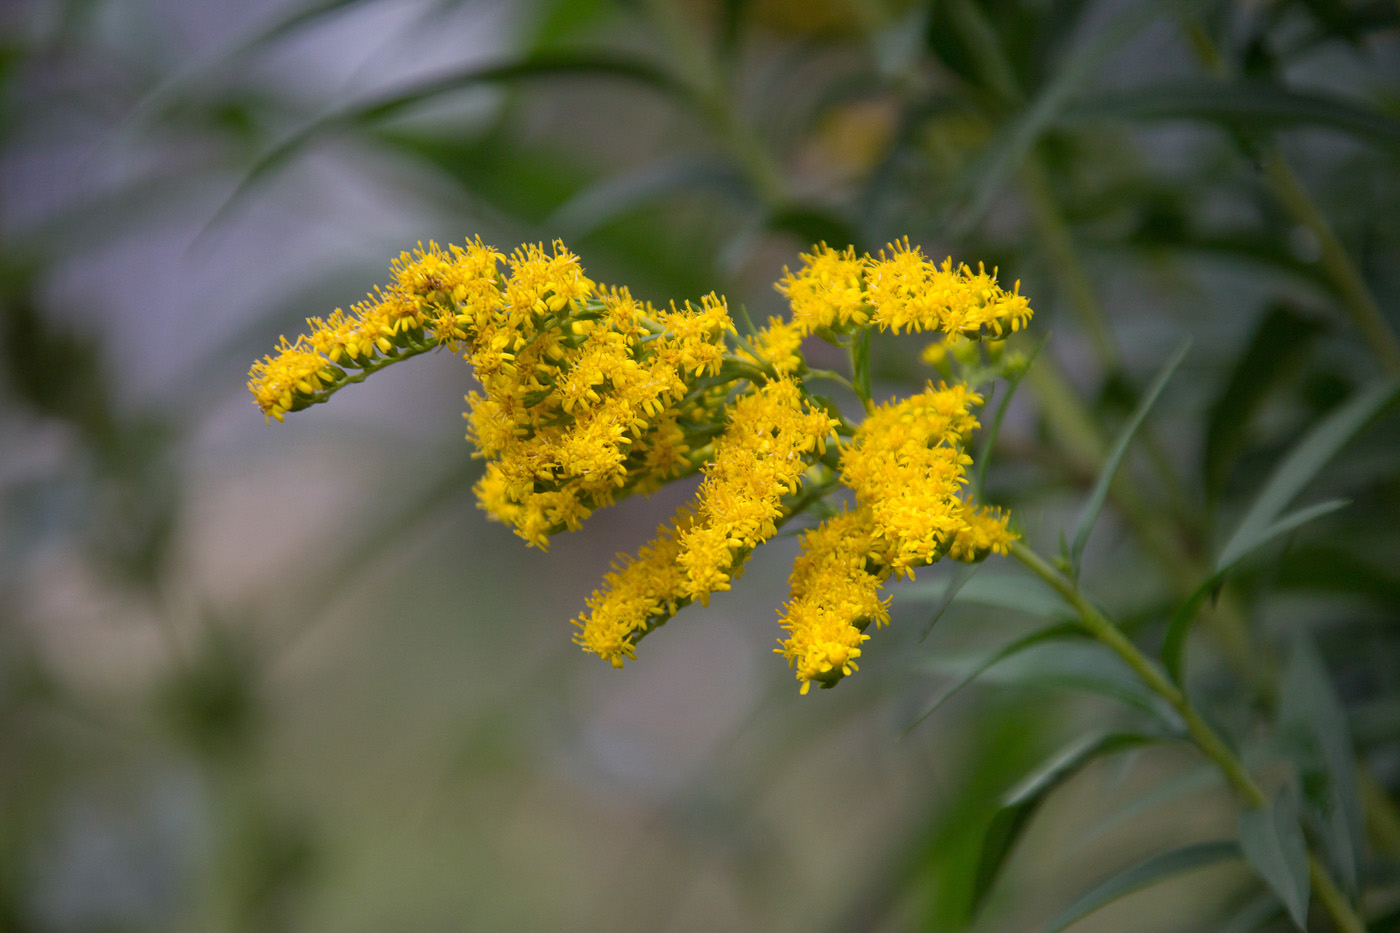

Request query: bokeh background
[{"left": 3, "top": 0, "right": 1400, "bottom": 930}]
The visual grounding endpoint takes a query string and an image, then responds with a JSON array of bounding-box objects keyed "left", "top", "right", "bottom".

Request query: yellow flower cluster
[
  {"left": 249, "top": 239, "right": 737, "bottom": 548},
  {"left": 251, "top": 237, "right": 1031, "bottom": 695},
  {"left": 776, "top": 508, "right": 889, "bottom": 694},
  {"left": 573, "top": 378, "right": 837, "bottom": 665},
  {"left": 773, "top": 383, "right": 1019, "bottom": 693},
  {"left": 777, "top": 238, "right": 1032, "bottom": 339},
  {"left": 463, "top": 244, "right": 734, "bottom": 548},
  {"left": 248, "top": 239, "right": 502, "bottom": 421}
]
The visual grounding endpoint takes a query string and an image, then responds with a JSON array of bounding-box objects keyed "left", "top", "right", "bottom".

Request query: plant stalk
[{"left": 1009, "top": 540, "right": 1368, "bottom": 933}]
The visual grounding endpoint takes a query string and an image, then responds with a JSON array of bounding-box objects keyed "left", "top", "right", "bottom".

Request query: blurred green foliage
[{"left": 2, "top": 0, "right": 1400, "bottom": 929}]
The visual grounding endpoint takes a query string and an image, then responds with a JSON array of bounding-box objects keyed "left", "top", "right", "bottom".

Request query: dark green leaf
[
  {"left": 1038, "top": 841, "right": 1241, "bottom": 933},
  {"left": 971, "top": 730, "right": 1165, "bottom": 913},
  {"left": 1218, "top": 893, "right": 1286, "bottom": 933},
  {"left": 1216, "top": 378, "right": 1399, "bottom": 575},
  {"left": 1164, "top": 498, "right": 1349, "bottom": 683},
  {"left": 975, "top": 335, "right": 1046, "bottom": 498},
  {"left": 919, "top": 562, "right": 980, "bottom": 642},
  {"left": 1238, "top": 785, "right": 1310, "bottom": 929},
  {"left": 895, "top": 570, "right": 1065, "bottom": 618},
  {"left": 548, "top": 157, "right": 753, "bottom": 238},
  {"left": 1205, "top": 305, "right": 1326, "bottom": 499},
  {"left": 906, "top": 623, "right": 1083, "bottom": 730},
  {"left": 1070, "top": 339, "right": 1189, "bottom": 578},
  {"left": 1071, "top": 81, "right": 1400, "bottom": 152},
  {"left": 1279, "top": 637, "right": 1364, "bottom": 894},
  {"left": 944, "top": 0, "right": 1207, "bottom": 235}
]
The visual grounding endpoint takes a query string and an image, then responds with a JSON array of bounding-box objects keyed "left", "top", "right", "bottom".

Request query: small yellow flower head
[
  {"left": 742, "top": 316, "right": 806, "bottom": 375},
  {"left": 777, "top": 508, "right": 890, "bottom": 694},
  {"left": 247, "top": 336, "right": 340, "bottom": 422},
  {"left": 776, "top": 243, "right": 870, "bottom": 333},
  {"left": 947, "top": 503, "right": 1019, "bottom": 562}
]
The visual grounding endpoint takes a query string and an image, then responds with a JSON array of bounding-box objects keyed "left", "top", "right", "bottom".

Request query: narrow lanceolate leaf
[
  {"left": 1038, "top": 841, "right": 1241, "bottom": 933},
  {"left": 1163, "top": 497, "right": 1350, "bottom": 684},
  {"left": 975, "top": 335, "right": 1046, "bottom": 498},
  {"left": 895, "top": 569, "right": 1067, "bottom": 618},
  {"left": 215, "top": 52, "right": 692, "bottom": 228},
  {"left": 1204, "top": 305, "right": 1325, "bottom": 500},
  {"left": 1239, "top": 785, "right": 1310, "bottom": 930},
  {"left": 971, "top": 731, "right": 1165, "bottom": 914},
  {"left": 1279, "top": 638, "right": 1365, "bottom": 894},
  {"left": 1217, "top": 378, "right": 1400, "bottom": 575},
  {"left": 1069, "top": 339, "right": 1189, "bottom": 578},
  {"left": 906, "top": 623, "right": 1083, "bottom": 731},
  {"left": 920, "top": 562, "right": 980, "bottom": 642},
  {"left": 548, "top": 157, "right": 753, "bottom": 239},
  {"left": 1070, "top": 81, "right": 1400, "bottom": 153}
]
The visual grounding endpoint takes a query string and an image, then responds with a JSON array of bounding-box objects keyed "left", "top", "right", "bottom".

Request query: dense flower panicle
[
  {"left": 777, "top": 508, "right": 890, "bottom": 694},
  {"left": 677, "top": 378, "right": 839, "bottom": 602},
  {"left": 839, "top": 383, "right": 983, "bottom": 574},
  {"left": 573, "top": 508, "right": 697, "bottom": 668},
  {"left": 250, "top": 237, "right": 1032, "bottom": 694}
]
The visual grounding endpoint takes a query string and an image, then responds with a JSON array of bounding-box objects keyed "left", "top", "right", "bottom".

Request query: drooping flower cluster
[{"left": 250, "top": 237, "right": 1029, "bottom": 694}]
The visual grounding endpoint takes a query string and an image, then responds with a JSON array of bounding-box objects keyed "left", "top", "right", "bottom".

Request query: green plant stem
[
  {"left": 1009, "top": 540, "right": 1368, "bottom": 933},
  {"left": 1262, "top": 152, "right": 1400, "bottom": 376}
]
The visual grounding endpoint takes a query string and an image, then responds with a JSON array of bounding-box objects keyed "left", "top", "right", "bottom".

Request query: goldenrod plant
[{"left": 249, "top": 239, "right": 1026, "bottom": 693}]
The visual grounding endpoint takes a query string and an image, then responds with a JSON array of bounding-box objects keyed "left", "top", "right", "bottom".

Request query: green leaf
[
  {"left": 851, "top": 327, "right": 873, "bottom": 408},
  {"left": 1038, "top": 841, "right": 1241, "bottom": 933},
  {"left": 548, "top": 157, "right": 753, "bottom": 238},
  {"left": 1071, "top": 81, "right": 1400, "bottom": 152},
  {"left": 1204, "top": 305, "right": 1326, "bottom": 500},
  {"left": 1279, "top": 637, "right": 1364, "bottom": 894},
  {"left": 213, "top": 52, "right": 692, "bottom": 229},
  {"left": 1217, "top": 893, "right": 1286, "bottom": 933},
  {"left": 1216, "top": 378, "right": 1399, "bottom": 575},
  {"left": 1164, "top": 498, "right": 1350, "bottom": 683},
  {"left": 919, "top": 562, "right": 980, "bottom": 642},
  {"left": 943, "top": 0, "right": 1207, "bottom": 235},
  {"left": 1069, "top": 339, "right": 1189, "bottom": 578},
  {"left": 971, "top": 730, "right": 1165, "bottom": 914},
  {"left": 906, "top": 623, "right": 1083, "bottom": 731},
  {"left": 895, "top": 570, "right": 1066, "bottom": 618},
  {"left": 974, "top": 335, "right": 1045, "bottom": 499},
  {"left": 1238, "top": 785, "right": 1310, "bottom": 929}
]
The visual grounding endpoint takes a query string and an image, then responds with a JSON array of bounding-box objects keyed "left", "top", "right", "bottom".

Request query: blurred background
[{"left": 3, "top": 0, "right": 1399, "bottom": 930}]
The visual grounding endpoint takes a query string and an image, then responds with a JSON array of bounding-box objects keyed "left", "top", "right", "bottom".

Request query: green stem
[
  {"left": 1262, "top": 152, "right": 1400, "bottom": 376},
  {"left": 1009, "top": 540, "right": 1368, "bottom": 933}
]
